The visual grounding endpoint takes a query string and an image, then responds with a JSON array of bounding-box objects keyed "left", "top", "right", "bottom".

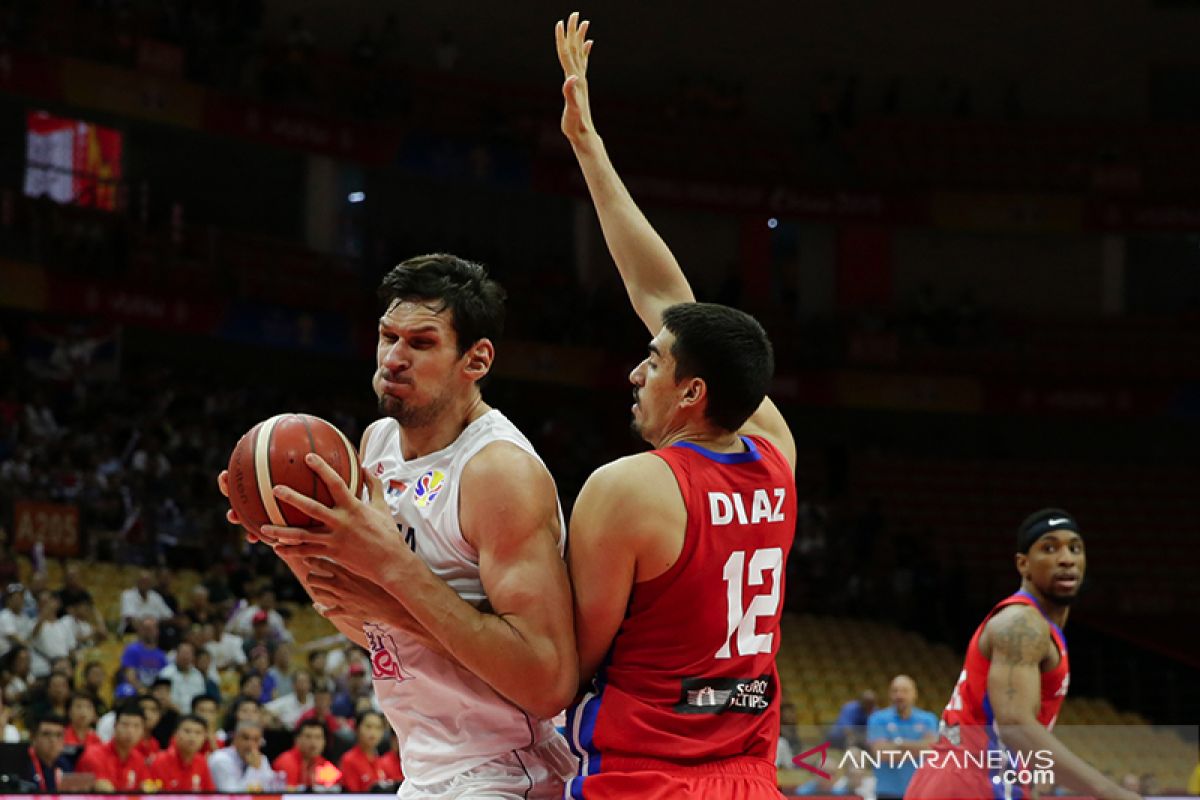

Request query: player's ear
[
  {"left": 463, "top": 339, "right": 494, "bottom": 381},
  {"left": 1014, "top": 552, "right": 1028, "bottom": 579},
  {"left": 679, "top": 376, "right": 706, "bottom": 410}
]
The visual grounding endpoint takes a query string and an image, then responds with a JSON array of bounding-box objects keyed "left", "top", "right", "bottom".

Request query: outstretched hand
[{"left": 555, "top": 11, "right": 595, "bottom": 145}]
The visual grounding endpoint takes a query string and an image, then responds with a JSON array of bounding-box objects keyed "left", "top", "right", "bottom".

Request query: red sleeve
[
  {"left": 75, "top": 746, "right": 111, "bottom": 782},
  {"left": 272, "top": 751, "right": 299, "bottom": 785},
  {"left": 198, "top": 757, "right": 216, "bottom": 792},
  {"left": 338, "top": 751, "right": 364, "bottom": 791}
]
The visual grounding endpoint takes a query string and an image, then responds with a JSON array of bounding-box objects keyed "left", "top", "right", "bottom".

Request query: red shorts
[
  {"left": 905, "top": 763, "right": 998, "bottom": 800},
  {"left": 567, "top": 756, "right": 782, "bottom": 800}
]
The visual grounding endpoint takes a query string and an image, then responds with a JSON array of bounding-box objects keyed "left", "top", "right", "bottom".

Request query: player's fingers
[
  {"left": 225, "top": 509, "right": 243, "bottom": 525},
  {"left": 303, "top": 453, "right": 355, "bottom": 506},
  {"left": 273, "top": 485, "right": 336, "bottom": 525},
  {"left": 267, "top": 524, "right": 332, "bottom": 545},
  {"left": 361, "top": 466, "right": 388, "bottom": 513},
  {"left": 274, "top": 543, "right": 328, "bottom": 560},
  {"left": 578, "top": 19, "right": 590, "bottom": 47},
  {"left": 583, "top": 40, "right": 593, "bottom": 60},
  {"left": 568, "top": 10, "right": 578, "bottom": 39},
  {"left": 217, "top": 470, "right": 230, "bottom": 498},
  {"left": 564, "top": 75, "right": 579, "bottom": 103}
]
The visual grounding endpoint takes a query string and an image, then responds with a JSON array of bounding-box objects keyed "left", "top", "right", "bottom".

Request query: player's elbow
[
  {"left": 523, "top": 653, "right": 577, "bottom": 720},
  {"left": 992, "top": 710, "right": 1039, "bottom": 745}
]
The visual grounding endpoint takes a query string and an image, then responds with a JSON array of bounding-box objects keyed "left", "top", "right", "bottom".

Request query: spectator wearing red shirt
[
  {"left": 378, "top": 733, "right": 404, "bottom": 786},
  {"left": 295, "top": 680, "right": 353, "bottom": 741},
  {"left": 150, "top": 714, "right": 215, "bottom": 792},
  {"left": 339, "top": 710, "right": 398, "bottom": 792},
  {"left": 272, "top": 718, "right": 339, "bottom": 791},
  {"left": 135, "top": 695, "right": 163, "bottom": 761},
  {"left": 76, "top": 702, "right": 154, "bottom": 792},
  {"left": 63, "top": 693, "right": 101, "bottom": 750}
]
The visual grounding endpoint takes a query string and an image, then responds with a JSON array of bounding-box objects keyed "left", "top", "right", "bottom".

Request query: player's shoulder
[
  {"left": 581, "top": 452, "right": 677, "bottom": 504},
  {"left": 982, "top": 602, "right": 1051, "bottom": 659},
  {"left": 986, "top": 601, "right": 1050, "bottom": 636},
  {"left": 359, "top": 418, "right": 395, "bottom": 454},
  {"left": 459, "top": 440, "right": 556, "bottom": 508}
]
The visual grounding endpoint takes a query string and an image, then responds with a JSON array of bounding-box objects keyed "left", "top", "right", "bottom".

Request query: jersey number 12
[{"left": 716, "top": 547, "right": 783, "bottom": 659}]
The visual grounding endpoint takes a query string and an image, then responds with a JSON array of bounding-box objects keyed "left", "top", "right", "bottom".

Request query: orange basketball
[{"left": 226, "top": 413, "right": 362, "bottom": 536}]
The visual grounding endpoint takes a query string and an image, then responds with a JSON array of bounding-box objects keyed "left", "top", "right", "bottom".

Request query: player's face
[
  {"left": 298, "top": 727, "right": 325, "bottom": 758},
  {"left": 114, "top": 715, "right": 144, "bottom": 748},
  {"left": 629, "top": 328, "right": 686, "bottom": 444},
  {"left": 174, "top": 721, "right": 205, "bottom": 756},
  {"left": 375, "top": 301, "right": 466, "bottom": 428},
  {"left": 1020, "top": 530, "right": 1085, "bottom": 606}
]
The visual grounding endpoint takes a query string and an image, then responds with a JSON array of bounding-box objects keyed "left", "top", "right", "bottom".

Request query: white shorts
[{"left": 398, "top": 736, "right": 578, "bottom": 800}]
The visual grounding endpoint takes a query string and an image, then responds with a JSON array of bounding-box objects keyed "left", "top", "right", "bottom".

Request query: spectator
[
  {"left": 266, "top": 643, "right": 294, "bottom": 698},
  {"left": 201, "top": 563, "right": 234, "bottom": 611},
  {"left": 153, "top": 566, "right": 180, "bottom": 613},
  {"left": 296, "top": 679, "right": 353, "bottom": 741},
  {"left": 265, "top": 669, "right": 314, "bottom": 730},
  {"left": 191, "top": 695, "right": 223, "bottom": 753},
  {"left": 377, "top": 732, "right": 404, "bottom": 789},
  {"left": 19, "top": 713, "right": 72, "bottom": 792},
  {"left": 55, "top": 563, "right": 93, "bottom": 611},
  {"left": 64, "top": 598, "right": 106, "bottom": 648},
  {"left": 249, "top": 646, "right": 276, "bottom": 701},
  {"left": 183, "top": 585, "right": 221, "bottom": 627},
  {"left": 208, "top": 718, "right": 283, "bottom": 792},
  {"left": 119, "top": 571, "right": 173, "bottom": 632},
  {"left": 63, "top": 692, "right": 101, "bottom": 750},
  {"left": 136, "top": 693, "right": 165, "bottom": 758},
  {"left": 79, "top": 660, "right": 109, "bottom": 717},
  {"left": 3, "top": 644, "right": 33, "bottom": 706},
  {"left": 150, "top": 714, "right": 216, "bottom": 791},
  {"left": 307, "top": 649, "right": 329, "bottom": 682},
  {"left": 830, "top": 689, "right": 878, "bottom": 750},
  {"left": 231, "top": 588, "right": 291, "bottom": 643},
  {"left": 192, "top": 648, "right": 221, "bottom": 701},
  {"left": 25, "top": 670, "right": 72, "bottom": 723},
  {"left": 159, "top": 641, "right": 206, "bottom": 714},
  {"left": 116, "top": 617, "right": 167, "bottom": 696},
  {"left": 0, "top": 583, "right": 33, "bottom": 657},
  {"left": 147, "top": 680, "right": 180, "bottom": 750},
  {"left": 29, "top": 591, "right": 76, "bottom": 677},
  {"left": 241, "top": 613, "right": 278, "bottom": 661},
  {"left": 77, "top": 702, "right": 154, "bottom": 792},
  {"left": 222, "top": 695, "right": 263, "bottom": 738},
  {"left": 866, "top": 675, "right": 938, "bottom": 799},
  {"left": 0, "top": 692, "right": 20, "bottom": 742},
  {"left": 332, "top": 661, "right": 371, "bottom": 718},
  {"left": 273, "top": 718, "right": 337, "bottom": 790},
  {"left": 205, "top": 619, "right": 246, "bottom": 672},
  {"left": 776, "top": 701, "right": 803, "bottom": 769},
  {"left": 339, "top": 710, "right": 394, "bottom": 792}
]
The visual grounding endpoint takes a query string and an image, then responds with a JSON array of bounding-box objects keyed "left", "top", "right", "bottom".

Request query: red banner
[{"left": 12, "top": 501, "right": 81, "bottom": 558}]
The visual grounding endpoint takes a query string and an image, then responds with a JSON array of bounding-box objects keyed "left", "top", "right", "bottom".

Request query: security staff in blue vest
[{"left": 867, "top": 674, "right": 939, "bottom": 798}]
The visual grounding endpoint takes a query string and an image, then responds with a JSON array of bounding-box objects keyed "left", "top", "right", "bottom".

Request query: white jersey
[{"left": 360, "top": 409, "right": 568, "bottom": 785}]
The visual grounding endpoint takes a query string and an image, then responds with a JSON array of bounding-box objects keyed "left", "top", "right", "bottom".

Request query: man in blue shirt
[
  {"left": 867, "top": 674, "right": 938, "bottom": 798},
  {"left": 116, "top": 617, "right": 167, "bottom": 697},
  {"left": 828, "top": 689, "right": 878, "bottom": 749}
]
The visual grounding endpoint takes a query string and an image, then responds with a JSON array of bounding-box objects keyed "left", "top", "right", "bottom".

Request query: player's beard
[
  {"left": 379, "top": 390, "right": 452, "bottom": 429},
  {"left": 1043, "top": 581, "right": 1082, "bottom": 607}
]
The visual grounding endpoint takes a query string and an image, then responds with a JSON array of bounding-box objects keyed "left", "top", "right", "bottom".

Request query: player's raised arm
[
  {"left": 556, "top": 12, "right": 694, "bottom": 333},
  {"left": 985, "top": 606, "right": 1139, "bottom": 800}
]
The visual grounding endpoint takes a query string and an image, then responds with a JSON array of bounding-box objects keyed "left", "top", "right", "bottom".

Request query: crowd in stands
[{"left": 0, "top": 557, "right": 405, "bottom": 792}]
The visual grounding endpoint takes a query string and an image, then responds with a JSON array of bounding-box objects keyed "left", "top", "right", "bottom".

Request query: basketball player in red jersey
[
  {"left": 905, "top": 509, "right": 1139, "bottom": 800},
  {"left": 557, "top": 14, "right": 795, "bottom": 799}
]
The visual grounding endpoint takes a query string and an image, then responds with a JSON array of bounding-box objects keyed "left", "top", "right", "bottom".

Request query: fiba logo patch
[
  {"left": 364, "top": 624, "right": 412, "bottom": 683},
  {"left": 413, "top": 469, "right": 446, "bottom": 508}
]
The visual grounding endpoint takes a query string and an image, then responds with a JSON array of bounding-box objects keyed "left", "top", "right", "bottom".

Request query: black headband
[{"left": 1017, "top": 509, "right": 1080, "bottom": 553}]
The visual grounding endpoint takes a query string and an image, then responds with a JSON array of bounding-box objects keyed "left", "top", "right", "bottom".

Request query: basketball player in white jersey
[{"left": 218, "top": 254, "right": 577, "bottom": 799}]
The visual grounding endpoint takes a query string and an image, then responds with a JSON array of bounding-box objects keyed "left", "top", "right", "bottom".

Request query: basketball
[{"left": 226, "top": 413, "right": 362, "bottom": 536}]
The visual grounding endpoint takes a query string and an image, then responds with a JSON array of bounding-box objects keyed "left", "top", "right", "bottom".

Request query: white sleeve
[
  {"left": 150, "top": 592, "right": 174, "bottom": 619},
  {"left": 208, "top": 752, "right": 241, "bottom": 791},
  {"left": 119, "top": 589, "right": 137, "bottom": 620}
]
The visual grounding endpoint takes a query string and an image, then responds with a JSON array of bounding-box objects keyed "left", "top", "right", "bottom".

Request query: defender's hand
[{"left": 555, "top": 11, "right": 595, "bottom": 146}]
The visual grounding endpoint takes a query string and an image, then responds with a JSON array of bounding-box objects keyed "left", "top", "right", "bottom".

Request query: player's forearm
[
  {"left": 378, "top": 560, "right": 574, "bottom": 719},
  {"left": 570, "top": 134, "right": 694, "bottom": 330},
  {"left": 997, "top": 721, "right": 1134, "bottom": 800}
]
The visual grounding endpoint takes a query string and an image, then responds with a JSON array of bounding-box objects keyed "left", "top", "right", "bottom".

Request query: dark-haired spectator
[
  {"left": 265, "top": 670, "right": 314, "bottom": 730},
  {"left": 192, "top": 648, "right": 222, "bottom": 701},
  {"left": 378, "top": 732, "right": 404, "bottom": 788},
  {"left": 184, "top": 585, "right": 222, "bottom": 627},
  {"left": 153, "top": 566, "right": 179, "bottom": 613},
  {"left": 208, "top": 718, "right": 282, "bottom": 791},
  {"left": 232, "top": 588, "right": 291, "bottom": 644},
  {"left": 77, "top": 702, "right": 153, "bottom": 791},
  {"left": 150, "top": 714, "right": 216, "bottom": 791},
  {"left": 332, "top": 661, "right": 371, "bottom": 718},
  {"left": 339, "top": 710, "right": 394, "bottom": 791},
  {"left": 20, "top": 713, "right": 72, "bottom": 792},
  {"left": 56, "top": 563, "right": 93, "bottom": 612},
  {"left": 29, "top": 591, "right": 76, "bottom": 677},
  {"left": 160, "top": 640, "right": 205, "bottom": 713},
  {"left": 0, "top": 583, "right": 33, "bottom": 657},
  {"left": 79, "top": 660, "right": 108, "bottom": 717},
  {"left": 64, "top": 597, "right": 106, "bottom": 648},
  {"left": 222, "top": 693, "right": 263, "bottom": 737},
  {"left": 242, "top": 613, "right": 277, "bottom": 661},
  {"left": 829, "top": 689, "right": 878, "bottom": 750},
  {"left": 191, "top": 695, "right": 223, "bottom": 753},
  {"left": 206, "top": 619, "right": 246, "bottom": 672},
  {"left": 249, "top": 646, "right": 276, "bottom": 701},
  {"left": 0, "top": 691, "right": 20, "bottom": 742},
  {"left": 119, "top": 570, "right": 173, "bottom": 632},
  {"left": 266, "top": 642, "right": 294, "bottom": 698},
  {"left": 63, "top": 693, "right": 100, "bottom": 750},
  {"left": 116, "top": 617, "right": 166, "bottom": 697},
  {"left": 148, "top": 679, "right": 179, "bottom": 749},
  {"left": 25, "top": 670, "right": 72, "bottom": 723},
  {"left": 3, "top": 644, "right": 33, "bottom": 706},
  {"left": 136, "top": 693, "right": 165, "bottom": 758},
  {"left": 296, "top": 679, "right": 352, "bottom": 741},
  {"left": 273, "top": 718, "right": 335, "bottom": 791}
]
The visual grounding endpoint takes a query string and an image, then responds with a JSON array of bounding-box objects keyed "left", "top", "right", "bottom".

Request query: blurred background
[{"left": 0, "top": 0, "right": 1197, "bottom": 795}]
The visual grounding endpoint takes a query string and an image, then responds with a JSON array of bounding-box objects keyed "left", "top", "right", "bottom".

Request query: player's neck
[
  {"left": 657, "top": 426, "right": 743, "bottom": 453},
  {"left": 398, "top": 396, "right": 490, "bottom": 459},
  {"left": 1020, "top": 583, "right": 1070, "bottom": 628}
]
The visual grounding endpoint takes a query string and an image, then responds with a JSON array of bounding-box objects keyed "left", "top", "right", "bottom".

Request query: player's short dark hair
[
  {"left": 175, "top": 714, "right": 207, "bottom": 733},
  {"left": 296, "top": 718, "right": 327, "bottom": 738},
  {"left": 378, "top": 253, "right": 507, "bottom": 355},
  {"left": 34, "top": 713, "right": 67, "bottom": 733},
  {"left": 661, "top": 303, "right": 774, "bottom": 431}
]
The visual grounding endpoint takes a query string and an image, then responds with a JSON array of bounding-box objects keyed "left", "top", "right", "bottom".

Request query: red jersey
[
  {"left": 64, "top": 726, "right": 101, "bottom": 749},
  {"left": 76, "top": 740, "right": 154, "bottom": 791},
  {"left": 149, "top": 743, "right": 215, "bottom": 792},
  {"left": 339, "top": 745, "right": 401, "bottom": 791},
  {"left": 379, "top": 750, "right": 404, "bottom": 781},
  {"left": 135, "top": 734, "right": 161, "bottom": 762},
  {"left": 567, "top": 436, "right": 795, "bottom": 788},
  {"left": 905, "top": 591, "right": 1069, "bottom": 800},
  {"left": 273, "top": 746, "right": 340, "bottom": 790}
]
